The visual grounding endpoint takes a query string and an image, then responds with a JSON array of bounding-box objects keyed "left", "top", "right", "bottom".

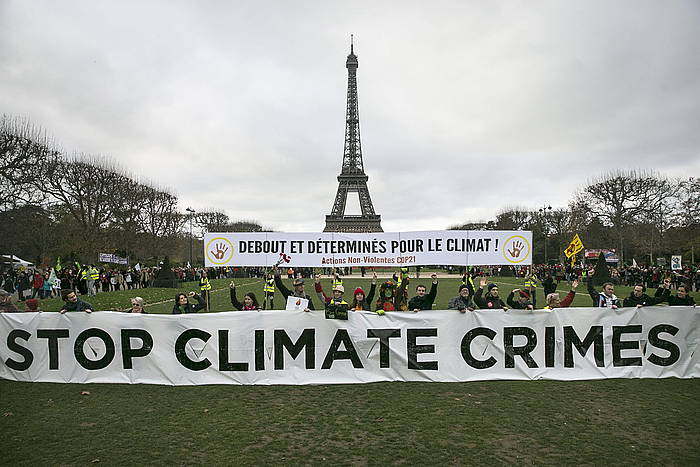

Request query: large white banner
[
  {"left": 1, "top": 308, "right": 697, "bottom": 385},
  {"left": 203, "top": 230, "right": 533, "bottom": 267}
]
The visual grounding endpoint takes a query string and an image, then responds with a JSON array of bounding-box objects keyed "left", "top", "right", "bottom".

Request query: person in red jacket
[
  {"left": 31, "top": 272, "right": 44, "bottom": 299},
  {"left": 544, "top": 280, "right": 579, "bottom": 309}
]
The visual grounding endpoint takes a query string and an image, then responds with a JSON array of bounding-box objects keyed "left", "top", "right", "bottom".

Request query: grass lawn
[
  {"left": 1, "top": 379, "right": 698, "bottom": 464},
  {"left": 3, "top": 275, "right": 699, "bottom": 464}
]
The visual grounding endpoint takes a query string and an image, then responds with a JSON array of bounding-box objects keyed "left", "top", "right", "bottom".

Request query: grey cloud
[{"left": 1, "top": 0, "right": 698, "bottom": 232}]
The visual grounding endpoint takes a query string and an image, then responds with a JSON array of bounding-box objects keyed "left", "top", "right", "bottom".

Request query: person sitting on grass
[
  {"left": 59, "top": 290, "right": 94, "bottom": 314},
  {"left": 474, "top": 278, "right": 508, "bottom": 310},
  {"left": 622, "top": 281, "right": 669, "bottom": 308},
  {"left": 543, "top": 280, "right": 579, "bottom": 310},
  {"left": 408, "top": 273, "right": 439, "bottom": 312},
  {"left": 654, "top": 280, "right": 696, "bottom": 307},
  {"left": 229, "top": 281, "right": 261, "bottom": 311},
  {"left": 447, "top": 283, "right": 476, "bottom": 313},
  {"left": 586, "top": 270, "right": 620, "bottom": 309},
  {"left": 349, "top": 272, "right": 377, "bottom": 311},
  {"left": 0, "top": 289, "right": 20, "bottom": 313},
  {"left": 506, "top": 289, "right": 534, "bottom": 310},
  {"left": 171, "top": 291, "right": 205, "bottom": 314},
  {"left": 127, "top": 297, "right": 147, "bottom": 313}
]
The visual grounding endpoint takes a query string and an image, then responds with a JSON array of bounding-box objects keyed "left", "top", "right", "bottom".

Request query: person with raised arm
[
  {"left": 543, "top": 280, "right": 579, "bottom": 310},
  {"left": 229, "top": 281, "right": 261, "bottom": 311},
  {"left": 408, "top": 273, "right": 439, "bottom": 312},
  {"left": 586, "top": 269, "right": 620, "bottom": 309},
  {"left": 349, "top": 271, "right": 377, "bottom": 311},
  {"left": 273, "top": 267, "right": 315, "bottom": 311},
  {"left": 474, "top": 278, "right": 508, "bottom": 310},
  {"left": 171, "top": 291, "right": 206, "bottom": 314}
]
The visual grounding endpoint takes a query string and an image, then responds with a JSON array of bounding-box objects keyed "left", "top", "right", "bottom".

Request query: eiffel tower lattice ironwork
[{"left": 324, "top": 38, "right": 383, "bottom": 233}]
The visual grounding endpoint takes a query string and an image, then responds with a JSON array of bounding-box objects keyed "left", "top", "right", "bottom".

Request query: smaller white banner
[
  {"left": 286, "top": 296, "right": 309, "bottom": 311},
  {"left": 671, "top": 255, "right": 682, "bottom": 270},
  {"left": 203, "top": 230, "right": 533, "bottom": 267}
]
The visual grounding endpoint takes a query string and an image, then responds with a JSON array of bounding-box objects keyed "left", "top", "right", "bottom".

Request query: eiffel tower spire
[{"left": 324, "top": 38, "right": 383, "bottom": 233}]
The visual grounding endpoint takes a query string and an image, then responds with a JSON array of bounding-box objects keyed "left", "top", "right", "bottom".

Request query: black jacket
[
  {"left": 408, "top": 282, "right": 438, "bottom": 310},
  {"left": 171, "top": 294, "right": 205, "bottom": 314},
  {"left": 622, "top": 292, "right": 665, "bottom": 308},
  {"left": 655, "top": 287, "right": 696, "bottom": 306},
  {"left": 274, "top": 275, "right": 315, "bottom": 310},
  {"left": 63, "top": 298, "right": 94, "bottom": 312},
  {"left": 506, "top": 292, "right": 533, "bottom": 309},
  {"left": 542, "top": 277, "right": 557, "bottom": 296},
  {"left": 474, "top": 288, "right": 507, "bottom": 310}
]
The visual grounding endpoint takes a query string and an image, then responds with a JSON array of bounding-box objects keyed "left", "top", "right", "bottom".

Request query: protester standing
[
  {"left": 474, "top": 278, "right": 508, "bottom": 310},
  {"left": 349, "top": 272, "right": 377, "bottom": 311},
  {"left": 171, "top": 291, "right": 206, "bottom": 314},
  {"left": 274, "top": 268, "right": 315, "bottom": 311},
  {"left": 408, "top": 273, "right": 439, "bottom": 311},
  {"left": 127, "top": 297, "right": 147, "bottom": 313},
  {"left": 229, "top": 281, "right": 261, "bottom": 310},
  {"left": 586, "top": 270, "right": 620, "bottom": 308},
  {"left": 447, "top": 283, "right": 477, "bottom": 313},
  {"left": 59, "top": 290, "right": 94, "bottom": 313}
]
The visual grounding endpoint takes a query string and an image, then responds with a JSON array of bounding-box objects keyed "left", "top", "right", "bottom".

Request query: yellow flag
[{"left": 564, "top": 234, "right": 584, "bottom": 258}]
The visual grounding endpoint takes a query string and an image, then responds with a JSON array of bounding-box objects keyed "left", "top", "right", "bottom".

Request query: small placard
[{"left": 285, "top": 296, "right": 309, "bottom": 311}]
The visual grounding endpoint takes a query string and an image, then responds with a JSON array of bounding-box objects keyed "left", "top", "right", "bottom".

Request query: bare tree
[
  {"left": 671, "top": 177, "right": 699, "bottom": 228},
  {"left": 195, "top": 209, "right": 231, "bottom": 233},
  {"left": 42, "top": 154, "right": 127, "bottom": 253},
  {"left": 495, "top": 207, "right": 531, "bottom": 230},
  {"left": 138, "top": 187, "right": 183, "bottom": 237},
  {"left": 0, "top": 115, "right": 60, "bottom": 209},
  {"left": 576, "top": 169, "right": 672, "bottom": 261}
]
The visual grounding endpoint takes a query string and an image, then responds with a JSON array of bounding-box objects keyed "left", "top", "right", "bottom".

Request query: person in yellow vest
[
  {"left": 263, "top": 272, "right": 275, "bottom": 310},
  {"left": 393, "top": 267, "right": 409, "bottom": 287},
  {"left": 199, "top": 269, "right": 211, "bottom": 309},
  {"left": 523, "top": 273, "right": 538, "bottom": 308},
  {"left": 314, "top": 276, "right": 349, "bottom": 320},
  {"left": 78, "top": 265, "right": 88, "bottom": 295},
  {"left": 332, "top": 271, "right": 343, "bottom": 290},
  {"left": 88, "top": 265, "right": 100, "bottom": 296}
]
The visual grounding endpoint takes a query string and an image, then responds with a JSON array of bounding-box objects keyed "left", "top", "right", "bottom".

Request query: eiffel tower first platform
[{"left": 324, "top": 38, "right": 383, "bottom": 233}]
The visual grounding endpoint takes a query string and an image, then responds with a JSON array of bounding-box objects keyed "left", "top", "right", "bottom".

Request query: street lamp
[
  {"left": 186, "top": 207, "right": 196, "bottom": 267},
  {"left": 538, "top": 205, "right": 552, "bottom": 264}
]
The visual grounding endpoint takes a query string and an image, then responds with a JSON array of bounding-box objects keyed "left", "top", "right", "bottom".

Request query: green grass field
[
  {"left": 3, "top": 275, "right": 699, "bottom": 464},
  {"left": 24, "top": 275, "right": 700, "bottom": 313},
  {"left": 1, "top": 379, "right": 698, "bottom": 464}
]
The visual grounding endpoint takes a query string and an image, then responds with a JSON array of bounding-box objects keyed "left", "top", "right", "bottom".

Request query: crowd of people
[{"left": 0, "top": 262, "right": 697, "bottom": 314}]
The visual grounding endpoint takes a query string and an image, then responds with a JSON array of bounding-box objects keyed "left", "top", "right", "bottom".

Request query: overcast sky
[{"left": 2, "top": 0, "right": 699, "bottom": 232}]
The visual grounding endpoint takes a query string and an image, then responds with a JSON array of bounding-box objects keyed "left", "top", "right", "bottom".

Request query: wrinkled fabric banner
[{"left": 1, "top": 308, "right": 697, "bottom": 385}]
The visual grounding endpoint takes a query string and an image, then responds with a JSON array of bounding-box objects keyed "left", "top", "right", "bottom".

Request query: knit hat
[
  {"left": 519, "top": 290, "right": 530, "bottom": 298},
  {"left": 25, "top": 298, "right": 39, "bottom": 311},
  {"left": 458, "top": 284, "right": 469, "bottom": 292},
  {"left": 333, "top": 285, "right": 344, "bottom": 293},
  {"left": 354, "top": 287, "right": 365, "bottom": 296},
  {"left": 293, "top": 278, "right": 305, "bottom": 286},
  {"left": 487, "top": 283, "right": 497, "bottom": 292}
]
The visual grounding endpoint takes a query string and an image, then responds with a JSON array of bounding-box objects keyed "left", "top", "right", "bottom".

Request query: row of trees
[
  {"left": 3, "top": 115, "right": 697, "bottom": 267},
  {"left": 1, "top": 115, "right": 263, "bottom": 266},
  {"left": 452, "top": 170, "right": 699, "bottom": 264}
]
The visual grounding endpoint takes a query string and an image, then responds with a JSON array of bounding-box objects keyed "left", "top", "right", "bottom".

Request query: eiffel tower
[{"left": 324, "top": 37, "right": 383, "bottom": 233}]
